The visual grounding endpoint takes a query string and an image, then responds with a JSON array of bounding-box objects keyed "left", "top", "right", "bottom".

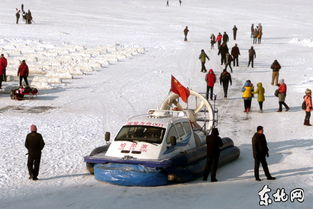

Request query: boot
[
  {"left": 304, "top": 120, "right": 312, "bottom": 126},
  {"left": 267, "top": 176, "right": 276, "bottom": 180}
]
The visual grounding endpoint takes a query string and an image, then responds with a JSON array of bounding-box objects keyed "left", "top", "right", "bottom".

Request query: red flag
[{"left": 171, "top": 75, "right": 190, "bottom": 103}]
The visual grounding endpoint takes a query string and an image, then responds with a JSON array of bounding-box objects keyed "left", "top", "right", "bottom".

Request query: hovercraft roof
[{"left": 125, "top": 110, "right": 189, "bottom": 128}]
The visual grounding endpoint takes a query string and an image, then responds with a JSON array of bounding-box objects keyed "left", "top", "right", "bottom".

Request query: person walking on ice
[
  {"left": 203, "top": 128, "right": 223, "bottom": 182},
  {"left": 219, "top": 69, "right": 232, "bottom": 98},
  {"left": 303, "top": 89, "right": 312, "bottom": 126},
  {"left": 231, "top": 43, "right": 240, "bottom": 67},
  {"left": 252, "top": 126, "right": 276, "bottom": 181},
  {"left": 199, "top": 49, "right": 210, "bottom": 72},
  {"left": 222, "top": 32, "right": 229, "bottom": 44},
  {"left": 210, "top": 33, "right": 216, "bottom": 49},
  {"left": 225, "top": 53, "right": 233, "bottom": 73},
  {"left": 205, "top": 69, "right": 216, "bottom": 100},
  {"left": 183, "top": 26, "right": 189, "bottom": 41},
  {"left": 242, "top": 80, "right": 254, "bottom": 112},
  {"left": 248, "top": 46, "right": 256, "bottom": 68},
  {"left": 271, "top": 60, "right": 281, "bottom": 85},
  {"left": 232, "top": 25, "right": 238, "bottom": 40},
  {"left": 250, "top": 24, "right": 254, "bottom": 38},
  {"left": 216, "top": 33, "right": 222, "bottom": 48},
  {"left": 276, "top": 79, "right": 290, "bottom": 112},
  {"left": 253, "top": 82, "right": 265, "bottom": 112},
  {"left": 16, "top": 8, "right": 21, "bottom": 24},
  {"left": 218, "top": 43, "right": 228, "bottom": 65},
  {"left": 0, "top": 54, "right": 8, "bottom": 85},
  {"left": 25, "top": 125, "right": 45, "bottom": 181},
  {"left": 18, "top": 60, "right": 29, "bottom": 87}
]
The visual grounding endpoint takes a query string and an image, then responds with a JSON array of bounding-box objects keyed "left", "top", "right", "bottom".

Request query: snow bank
[
  {"left": 0, "top": 39, "right": 145, "bottom": 89},
  {"left": 289, "top": 38, "right": 313, "bottom": 47}
]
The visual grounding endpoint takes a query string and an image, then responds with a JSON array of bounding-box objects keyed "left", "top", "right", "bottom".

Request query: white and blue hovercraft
[{"left": 84, "top": 90, "right": 240, "bottom": 186}]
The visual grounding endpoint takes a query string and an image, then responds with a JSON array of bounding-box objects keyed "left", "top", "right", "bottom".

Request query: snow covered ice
[{"left": 0, "top": 0, "right": 313, "bottom": 209}]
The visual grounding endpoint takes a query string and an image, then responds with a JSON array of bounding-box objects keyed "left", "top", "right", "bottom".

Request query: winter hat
[
  {"left": 279, "top": 79, "right": 284, "bottom": 83},
  {"left": 30, "top": 124, "right": 37, "bottom": 132},
  {"left": 244, "top": 80, "right": 251, "bottom": 87},
  {"left": 209, "top": 69, "right": 213, "bottom": 73},
  {"left": 257, "top": 126, "right": 263, "bottom": 131},
  {"left": 305, "top": 89, "right": 312, "bottom": 94}
]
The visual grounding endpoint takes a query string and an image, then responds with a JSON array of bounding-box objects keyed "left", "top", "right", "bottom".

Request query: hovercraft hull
[{"left": 89, "top": 145, "right": 240, "bottom": 186}]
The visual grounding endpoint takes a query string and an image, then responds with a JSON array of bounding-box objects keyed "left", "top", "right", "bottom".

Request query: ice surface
[{"left": 0, "top": 0, "right": 312, "bottom": 209}]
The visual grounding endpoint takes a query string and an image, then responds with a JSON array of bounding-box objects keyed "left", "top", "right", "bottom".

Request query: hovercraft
[{"left": 84, "top": 90, "right": 240, "bottom": 186}]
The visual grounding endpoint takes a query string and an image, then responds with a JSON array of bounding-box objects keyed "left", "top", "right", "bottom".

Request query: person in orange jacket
[
  {"left": 276, "top": 79, "right": 289, "bottom": 112},
  {"left": 303, "top": 89, "right": 312, "bottom": 126}
]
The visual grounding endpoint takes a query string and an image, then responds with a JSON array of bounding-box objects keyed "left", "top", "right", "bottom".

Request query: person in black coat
[
  {"left": 25, "top": 125, "right": 45, "bottom": 180},
  {"left": 248, "top": 46, "right": 256, "bottom": 68},
  {"left": 231, "top": 44, "right": 240, "bottom": 67},
  {"left": 252, "top": 126, "right": 276, "bottom": 181},
  {"left": 21, "top": 4, "right": 25, "bottom": 13},
  {"left": 232, "top": 25, "right": 238, "bottom": 40},
  {"left": 225, "top": 53, "right": 233, "bottom": 73},
  {"left": 218, "top": 43, "right": 229, "bottom": 65},
  {"left": 220, "top": 69, "right": 232, "bottom": 98},
  {"left": 203, "top": 128, "right": 223, "bottom": 182},
  {"left": 222, "top": 32, "right": 229, "bottom": 44},
  {"left": 183, "top": 26, "right": 189, "bottom": 41}
]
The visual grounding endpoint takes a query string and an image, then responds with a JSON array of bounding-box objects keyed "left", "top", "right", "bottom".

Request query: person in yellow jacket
[
  {"left": 199, "top": 49, "right": 210, "bottom": 73},
  {"left": 253, "top": 82, "right": 265, "bottom": 112},
  {"left": 242, "top": 80, "right": 254, "bottom": 112}
]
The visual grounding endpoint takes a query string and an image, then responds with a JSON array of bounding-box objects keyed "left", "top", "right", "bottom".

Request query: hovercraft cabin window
[
  {"left": 166, "top": 126, "right": 178, "bottom": 144},
  {"left": 175, "top": 123, "right": 185, "bottom": 138},
  {"left": 182, "top": 122, "right": 191, "bottom": 134}
]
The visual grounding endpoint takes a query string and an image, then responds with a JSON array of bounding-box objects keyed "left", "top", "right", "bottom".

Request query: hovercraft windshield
[{"left": 115, "top": 125, "right": 166, "bottom": 144}]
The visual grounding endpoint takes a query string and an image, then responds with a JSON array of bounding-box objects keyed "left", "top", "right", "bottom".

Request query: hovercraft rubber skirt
[{"left": 94, "top": 163, "right": 168, "bottom": 186}]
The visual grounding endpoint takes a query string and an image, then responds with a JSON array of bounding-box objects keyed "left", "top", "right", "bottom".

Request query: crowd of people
[
  {"left": 183, "top": 24, "right": 312, "bottom": 125},
  {"left": 181, "top": 24, "right": 312, "bottom": 182},
  {"left": 166, "top": 0, "right": 182, "bottom": 7},
  {"left": 15, "top": 4, "right": 33, "bottom": 24}
]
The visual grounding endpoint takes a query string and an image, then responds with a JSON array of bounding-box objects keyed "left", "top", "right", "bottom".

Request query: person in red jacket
[
  {"left": 303, "top": 89, "right": 312, "bottom": 126},
  {"left": 276, "top": 79, "right": 289, "bottom": 112},
  {"left": 205, "top": 69, "right": 216, "bottom": 100},
  {"left": 0, "top": 54, "right": 8, "bottom": 88},
  {"left": 17, "top": 60, "right": 29, "bottom": 87},
  {"left": 216, "top": 33, "right": 223, "bottom": 48}
]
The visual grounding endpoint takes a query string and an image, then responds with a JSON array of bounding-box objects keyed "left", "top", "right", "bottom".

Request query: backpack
[
  {"left": 274, "top": 89, "right": 279, "bottom": 97},
  {"left": 302, "top": 101, "right": 306, "bottom": 110}
]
